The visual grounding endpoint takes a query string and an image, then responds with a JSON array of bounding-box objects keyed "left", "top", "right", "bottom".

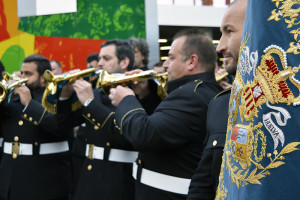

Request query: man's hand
[
  {"left": 126, "top": 69, "right": 150, "bottom": 100},
  {"left": 109, "top": 85, "right": 135, "bottom": 107},
  {"left": 124, "top": 69, "right": 142, "bottom": 76},
  {"left": 72, "top": 79, "right": 94, "bottom": 104},
  {"left": 60, "top": 84, "right": 74, "bottom": 99},
  {"left": 132, "top": 80, "right": 149, "bottom": 100},
  {"left": 14, "top": 85, "right": 32, "bottom": 106}
]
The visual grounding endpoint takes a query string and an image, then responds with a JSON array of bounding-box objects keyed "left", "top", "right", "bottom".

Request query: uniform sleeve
[
  {"left": 23, "top": 99, "right": 71, "bottom": 136},
  {"left": 187, "top": 133, "right": 225, "bottom": 200},
  {"left": 81, "top": 99, "right": 117, "bottom": 132},
  {"left": 56, "top": 98, "right": 84, "bottom": 133},
  {"left": 114, "top": 87, "right": 208, "bottom": 152}
]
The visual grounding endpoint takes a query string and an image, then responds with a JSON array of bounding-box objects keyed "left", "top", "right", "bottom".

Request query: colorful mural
[{"left": 0, "top": 0, "right": 145, "bottom": 73}]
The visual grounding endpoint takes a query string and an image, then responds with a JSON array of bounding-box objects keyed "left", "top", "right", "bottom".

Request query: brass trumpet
[
  {"left": 96, "top": 70, "right": 168, "bottom": 99},
  {"left": 42, "top": 68, "right": 97, "bottom": 113},
  {"left": 0, "top": 72, "right": 28, "bottom": 104},
  {"left": 43, "top": 68, "right": 96, "bottom": 95}
]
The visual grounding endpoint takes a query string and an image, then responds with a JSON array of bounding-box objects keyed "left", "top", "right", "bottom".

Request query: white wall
[
  {"left": 145, "top": 0, "right": 160, "bottom": 68},
  {"left": 158, "top": 4, "right": 226, "bottom": 27},
  {"left": 18, "top": 0, "right": 77, "bottom": 17}
]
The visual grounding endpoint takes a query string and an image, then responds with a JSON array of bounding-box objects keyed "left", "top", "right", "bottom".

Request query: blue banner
[{"left": 216, "top": 1, "right": 300, "bottom": 199}]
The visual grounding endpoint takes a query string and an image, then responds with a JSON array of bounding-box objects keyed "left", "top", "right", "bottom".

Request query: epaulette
[
  {"left": 193, "top": 79, "right": 203, "bottom": 92},
  {"left": 214, "top": 87, "right": 232, "bottom": 99}
]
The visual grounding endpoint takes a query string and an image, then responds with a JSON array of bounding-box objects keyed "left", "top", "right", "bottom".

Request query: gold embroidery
[
  {"left": 224, "top": 45, "right": 300, "bottom": 188},
  {"left": 254, "top": 130, "right": 267, "bottom": 162},
  {"left": 239, "top": 47, "right": 300, "bottom": 121},
  {"left": 268, "top": 0, "right": 300, "bottom": 55},
  {"left": 215, "top": 152, "right": 228, "bottom": 200},
  {"left": 226, "top": 139, "right": 300, "bottom": 187}
]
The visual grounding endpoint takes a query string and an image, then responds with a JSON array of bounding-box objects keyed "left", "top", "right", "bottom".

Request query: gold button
[
  {"left": 87, "top": 164, "right": 92, "bottom": 171},
  {"left": 92, "top": 118, "right": 95, "bottom": 122},
  {"left": 34, "top": 142, "right": 39, "bottom": 146},
  {"left": 18, "top": 120, "right": 23, "bottom": 126},
  {"left": 94, "top": 126, "right": 99, "bottom": 130},
  {"left": 213, "top": 140, "right": 217, "bottom": 146},
  {"left": 34, "top": 121, "right": 38, "bottom": 125},
  {"left": 138, "top": 159, "right": 141, "bottom": 164},
  {"left": 106, "top": 142, "right": 110, "bottom": 147},
  {"left": 87, "top": 113, "right": 91, "bottom": 118},
  {"left": 24, "top": 114, "right": 27, "bottom": 118},
  {"left": 29, "top": 117, "right": 33, "bottom": 121},
  {"left": 194, "top": 80, "right": 198, "bottom": 82},
  {"left": 14, "top": 136, "right": 19, "bottom": 142},
  {"left": 97, "top": 123, "right": 100, "bottom": 126},
  {"left": 12, "top": 153, "right": 17, "bottom": 159}
]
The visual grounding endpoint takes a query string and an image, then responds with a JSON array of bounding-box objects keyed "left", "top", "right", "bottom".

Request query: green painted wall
[{"left": 18, "top": 0, "right": 146, "bottom": 39}]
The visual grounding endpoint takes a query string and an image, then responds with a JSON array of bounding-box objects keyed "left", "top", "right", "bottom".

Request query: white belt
[
  {"left": 0, "top": 138, "right": 3, "bottom": 147},
  {"left": 133, "top": 162, "right": 191, "bottom": 195},
  {"left": 3, "top": 141, "right": 69, "bottom": 156},
  {"left": 85, "top": 144, "right": 138, "bottom": 163}
]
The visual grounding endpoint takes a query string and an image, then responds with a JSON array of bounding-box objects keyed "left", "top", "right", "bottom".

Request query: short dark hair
[
  {"left": 129, "top": 38, "right": 149, "bottom": 66},
  {"left": 153, "top": 61, "right": 164, "bottom": 67},
  {"left": 86, "top": 53, "right": 99, "bottom": 63},
  {"left": 173, "top": 28, "right": 217, "bottom": 73},
  {"left": 101, "top": 39, "right": 134, "bottom": 71},
  {"left": 50, "top": 60, "right": 62, "bottom": 69},
  {"left": 23, "top": 54, "right": 51, "bottom": 76},
  {"left": 0, "top": 60, "right": 5, "bottom": 80}
]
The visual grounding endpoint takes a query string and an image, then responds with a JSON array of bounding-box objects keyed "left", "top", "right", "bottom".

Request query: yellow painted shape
[{"left": 0, "top": 32, "right": 35, "bottom": 58}]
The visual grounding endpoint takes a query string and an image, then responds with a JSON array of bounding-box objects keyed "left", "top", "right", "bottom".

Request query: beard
[
  {"left": 26, "top": 76, "right": 42, "bottom": 90},
  {"left": 224, "top": 52, "right": 239, "bottom": 76},
  {"left": 225, "top": 62, "right": 237, "bottom": 75}
]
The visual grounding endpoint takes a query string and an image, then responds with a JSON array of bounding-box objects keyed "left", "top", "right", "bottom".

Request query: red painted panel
[
  {"left": 35, "top": 36, "right": 106, "bottom": 72},
  {"left": 0, "top": 0, "right": 10, "bottom": 42}
]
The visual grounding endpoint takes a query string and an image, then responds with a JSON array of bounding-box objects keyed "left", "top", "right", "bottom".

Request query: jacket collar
[{"left": 166, "top": 72, "right": 215, "bottom": 94}]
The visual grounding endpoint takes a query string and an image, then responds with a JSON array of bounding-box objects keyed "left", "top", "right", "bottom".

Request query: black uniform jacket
[
  {"left": 57, "top": 87, "right": 160, "bottom": 200},
  {"left": 113, "top": 72, "right": 223, "bottom": 200},
  {"left": 0, "top": 125, "right": 2, "bottom": 163},
  {"left": 187, "top": 89, "right": 231, "bottom": 200},
  {"left": 0, "top": 87, "right": 71, "bottom": 200}
]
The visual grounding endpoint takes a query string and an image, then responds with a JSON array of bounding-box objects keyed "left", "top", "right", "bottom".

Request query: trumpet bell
[
  {"left": 43, "top": 70, "right": 59, "bottom": 95},
  {"left": 0, "top": 82, "right": 6, "bottom": 103},
  {"left": 0, "top": 77, "right": 28, "bottom": 104},
  {"left": 42, "top": 68, "right": 96, "bottom": 114}
]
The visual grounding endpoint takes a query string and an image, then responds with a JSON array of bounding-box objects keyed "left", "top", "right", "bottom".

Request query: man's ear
[
  {"left": 40, "top": 75, "right": 45, "bottom": 87},
  {"left": 120, "top": 57, "right": 130, "bottom": 72},
  {"left": 187, "top": 54, "right": 198, "bottom": 71}
]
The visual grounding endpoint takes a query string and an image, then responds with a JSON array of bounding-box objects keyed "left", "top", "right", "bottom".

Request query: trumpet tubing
[
  {"left": 215, "top": 71, "right": 229, "bottom": 82},
  {"left": 43, "top": 68, "right": 96, "bottom": 95},
  {"left": 97, "top": 70, "right": 168, "bottom": 95}
]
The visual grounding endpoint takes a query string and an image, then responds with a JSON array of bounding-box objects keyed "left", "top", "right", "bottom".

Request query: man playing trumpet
[
  {"left": 0, "top": 54, "right": 71, "bottom": 200},
  {"left": 57, "top": 39, "right": 160, "bottom": 200},
  {"left": 109, "top": 29, "right": 223, "bottom": 200}
]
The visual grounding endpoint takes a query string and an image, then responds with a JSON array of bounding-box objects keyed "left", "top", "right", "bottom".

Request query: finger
[
  {"left": 110, "top": 88, "right": 116, "bottom": 95},
  {"left": 108, "top": 93, "right": 114, "bottom": 101}
]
